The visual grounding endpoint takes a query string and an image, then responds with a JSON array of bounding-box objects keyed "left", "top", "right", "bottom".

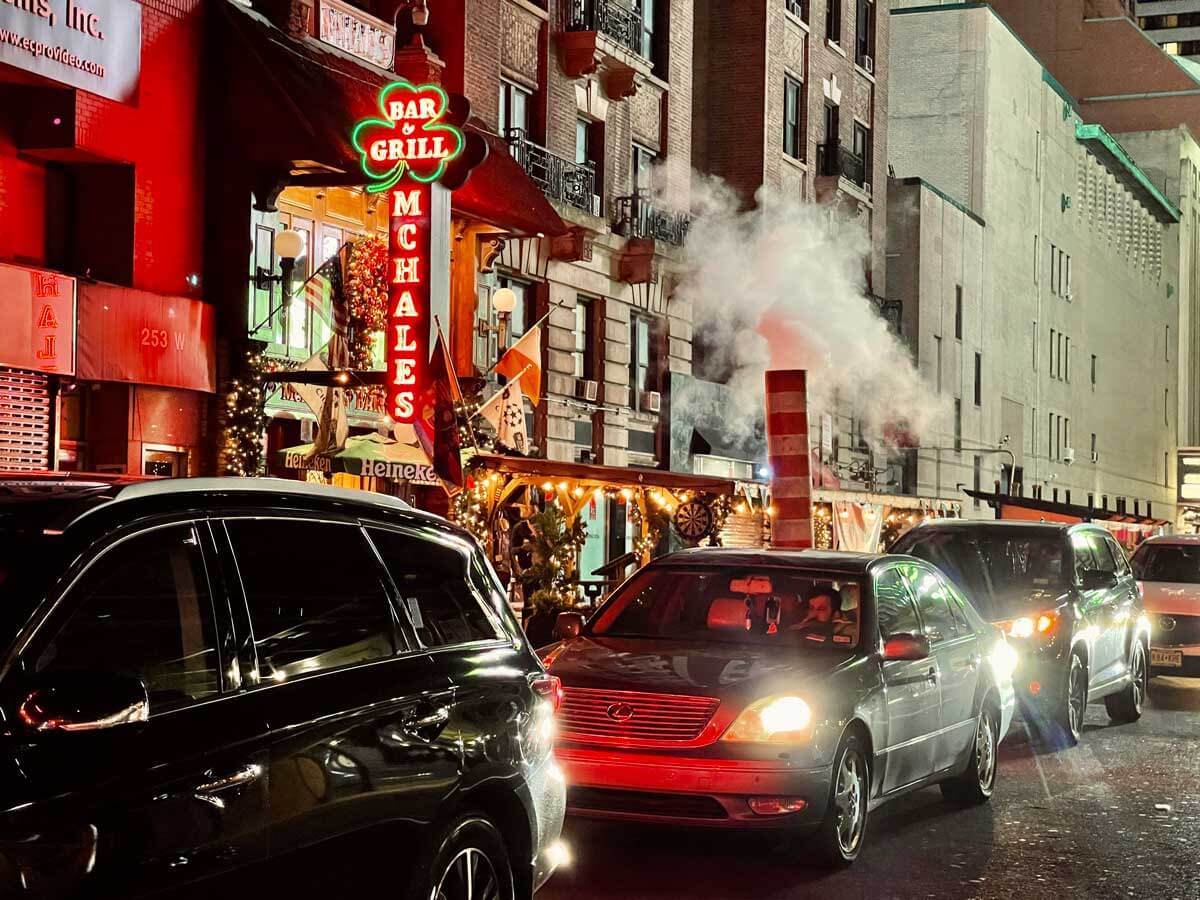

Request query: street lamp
[
  {"left": 491, "top": 287, "right": 516, "bottom": 363},
  {"left": 255, "top": 228, "right": 303, "bottom": 294}
]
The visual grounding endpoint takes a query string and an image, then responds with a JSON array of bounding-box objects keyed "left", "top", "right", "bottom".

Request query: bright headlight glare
[
  {"left": 723, "top": 696, "right": 812, "bottom": 743},
  {"left": 1008, "top": 617, "right": 1035, "bottom": 638},
  {"left": 989, "top": 641, "right": 1019, "bottom": 680}
]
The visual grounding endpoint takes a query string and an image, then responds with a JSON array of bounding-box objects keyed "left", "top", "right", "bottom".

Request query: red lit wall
[{"left": 0, "top": 125, "right": 48, "bottom": 265}]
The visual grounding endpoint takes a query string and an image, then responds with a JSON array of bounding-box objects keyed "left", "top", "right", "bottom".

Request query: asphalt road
[{"left": 541, "top": 677, "right": 1200, "bottom": 900}]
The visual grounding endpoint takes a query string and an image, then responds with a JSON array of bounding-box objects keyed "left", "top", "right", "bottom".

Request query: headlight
[
  {"left": 988, "top": 641, "right": 1019, "bottom": 680},
  {"left": 722, "top": 696, "right": 813, "bottom": 743},
  {"left": 999, "top": 611, "right": 1058, "bottom": 639}
]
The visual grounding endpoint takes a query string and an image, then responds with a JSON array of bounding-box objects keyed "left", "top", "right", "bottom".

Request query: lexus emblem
[
  {"left": 1159, "top": 615, "right": 1178, "bottom": 633},
  {"left": 606, "top": 702, "right": 635, "bottom": 722}
]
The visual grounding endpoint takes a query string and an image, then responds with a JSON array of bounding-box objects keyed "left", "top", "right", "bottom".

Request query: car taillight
[
  {"left": 996, "top": 611, "right": 1059, "bottom": 639},
  {"left": 532, "top": 674, "right": 563, "bottom": 713}
]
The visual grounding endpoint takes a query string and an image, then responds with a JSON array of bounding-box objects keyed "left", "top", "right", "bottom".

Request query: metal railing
[
  {"left": 569, "top": 0, "right": 647, "bottom": 60},
  {"left": 506, "top": 129, "right": 597, "bottom": 214},
  {"left": 816, "top": 141, "right": 866, "bottom": 187},
  {"left": 613, "top": 190, "right": 691, "bottom": 245}
]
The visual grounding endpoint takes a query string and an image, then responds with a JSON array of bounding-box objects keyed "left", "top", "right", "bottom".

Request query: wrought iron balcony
[
  {"left": 613, "top": 190, "right": 691, "bottom": 246},
  {"left": 569, "top": 0, "right": 647, "bottom": 60},
  {"left": 506, "top": 129, "right": 598, "bottom": 214},
  {"left": 816, "top": 141, "right": 867, "bottom": 188}
]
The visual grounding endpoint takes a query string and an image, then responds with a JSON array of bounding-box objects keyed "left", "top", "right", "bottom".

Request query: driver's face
[{"left": 808, "top": 594, "right": 833, "bottom": 622}]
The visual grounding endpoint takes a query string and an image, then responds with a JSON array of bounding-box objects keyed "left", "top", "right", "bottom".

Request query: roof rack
[{"left": 112, "top": 477, "right": 413, "bottom": 513}]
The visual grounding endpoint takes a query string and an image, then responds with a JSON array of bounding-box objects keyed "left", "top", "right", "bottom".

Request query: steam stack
[{"left": 764, "top": 370, "right": 813, "bottom": 548}]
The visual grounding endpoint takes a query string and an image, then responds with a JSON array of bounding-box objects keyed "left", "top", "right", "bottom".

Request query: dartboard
[{"left": 674, "top": 499, "right": 714, "bottom": 542}]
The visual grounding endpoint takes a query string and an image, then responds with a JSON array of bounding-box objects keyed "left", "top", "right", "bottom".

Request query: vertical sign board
[{"left": 352, "top": 81, "right": 464, "bottom": 425}]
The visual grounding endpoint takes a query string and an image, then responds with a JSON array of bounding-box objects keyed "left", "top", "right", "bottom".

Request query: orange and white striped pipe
[{"left": 765, "top": 369, "right": 813, "bottom": 548}]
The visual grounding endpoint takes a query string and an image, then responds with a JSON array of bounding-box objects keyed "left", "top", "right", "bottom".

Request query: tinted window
[
  {"left": 909, "top": 568, "right": 960, "bottom": 642},
  {"left": 226, "top": 519, "right": 397, "bottom": 681},
  {"left": 893, "top": 527, "right": 1068, "bottom": 620},
  {"left": 591, "top": 568, "right": 862, "bottom": 649},
  {"left": 874, "top": 568, "right": 920, "bottom": 639},
  {"left": 369, "top": 528, "right": 501, "bottom": 647},
  {"left": 1071, "top": 532, "right": 1100, "bottom": 581},
  {"left": 36, "top": 524, "right": 220, "bottom": 711},
  {"left": 1133, "top": 544, "right": 1200, "bottom": 583},
  {"left": 1105, "top": 536, "right": 1131, "bottom": 576},
  {"left": 1088, "top": 534, "right": 1117, "bottom": 575}
]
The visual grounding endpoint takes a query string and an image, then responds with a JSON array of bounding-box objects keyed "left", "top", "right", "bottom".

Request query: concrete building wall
[{"left": 890, "top": 4, "right": 1178, "bottom": 519}]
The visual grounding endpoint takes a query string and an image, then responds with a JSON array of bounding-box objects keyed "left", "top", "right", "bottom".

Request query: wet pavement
[{"left": 542, "top": 677, "right": 1200, "bottom": 899}]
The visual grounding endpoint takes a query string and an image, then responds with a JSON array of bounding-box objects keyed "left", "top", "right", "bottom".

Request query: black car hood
[{"left": 547, "top": 636, "right": 857, "bottom": 700}]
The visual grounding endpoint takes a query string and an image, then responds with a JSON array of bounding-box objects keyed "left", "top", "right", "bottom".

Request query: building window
[
  {"left": 973, "top": 455, "right": 982, "bottom": 508},
  {"left": 1033, "top": 320, "right": 1038, "bottom": 369},
  {"left": 1166, "top": 388, "right": 1171, "bottom": 426},
  {"left": 1048, "top": 411, "right": 1054, "bottom": 459},
  {"left": 954, "top": 398, "right": 962, "bottom": 452},
  {"left": 575, "top": 118, "right": 590, "bottom": 165},
  {"left": 852, "top": 122, "right": 871, "bottom": 178},
  {"left": 574, "top": 297, "right": 598, "bottom": 380},
  {"left": 786, "top": 0, "right": 809, "bottom": 21},
  {"left": 934, "top": 335, "right": 942, "bottom": 393},
  {"left": 1064, "top": 418, "right": 1071, "bottom": 455},
  {"left": 1064, "top": 336, "right": 1070, "bottom": 382},
  {"left": 1049, "top": 328, "right": 1056, "bottom": 378},
  {"left": 632, "top": 142, "right": 656, "bottom": 194},
  {"left": 826, "top": 0, "right": 842, "bottom": 43},
  {"left": 499, "top": 78, "right": 532, "bottom": 138},
  {"left": 1050, "top": 242, "right": 1057, "bottom": 294},
  {"left": 1064, "top": 254, "right": 1072, "bottom": 298},
  {"left": 1091, "top": 353, "right": 1097, "bottom": 386},
  {"left": 974, "top": 352, "right": 982, "bottom": 406},
  {"left": 1166, "top": 324, "right": 1172, "bottom": 362},
  {"left": 784, "top": 75, "right": 805, "bottom": 161},
  {"left": 1091, "top": 432, "right": 1097, "bottom": 462},
  {"left": 855, "top": 0, "right": 876, "bottom": 69},
  {"left": 639, "top": 0, "right": 655, "bottom": 62},
  {"left": 498, "top": 275, "right": 533, "bottom": 340},
  {"left": 630, "top": 312, "right": 658, "bottom": 409},
  {"left": 954, "top": 285, "right": 963, "bottom": 339}
]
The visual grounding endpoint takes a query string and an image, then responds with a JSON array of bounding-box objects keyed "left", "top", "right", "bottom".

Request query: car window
[
  {"left": 908, "top": 567, "right": 961, "bottom": 643},
  {"left": 1133, "top": 544, "right": 1200, "bottom": 583},
  {"left": 1105, "top": 536, "right": 1131, "bottom": 576},
  {"left": 874, "top": 567, "right": 920, "bottom": 639},
  {"left": 225, "top": 519, "right": 398, "bottom": 682},
  {"left": 1071, "top": 533, "right": 1100, "bottom": 582},
  {"left": 368, "top": 527, "right": 502, "bottom": 647},
  {"left": 35, "top": 524, "right": 220, "bottom": 712},
  {"left": 1087, "top": 534, "right": 1117, "bottom": 576}
]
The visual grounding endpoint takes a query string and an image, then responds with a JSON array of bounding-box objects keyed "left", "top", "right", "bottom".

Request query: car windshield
[
  {"left": 1132, "top": 544, "right": 1200, "bottom": 583},
  {"left": 590, "top": 567, "right": 862, "bottom": 649},
  {"left": 893, "top": 528, "right": 1068, "bottom": 620}
]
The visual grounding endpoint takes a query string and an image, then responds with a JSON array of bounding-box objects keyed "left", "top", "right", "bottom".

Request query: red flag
[{"left": 414, "top": 332, "right": 464, "bottom": 492}]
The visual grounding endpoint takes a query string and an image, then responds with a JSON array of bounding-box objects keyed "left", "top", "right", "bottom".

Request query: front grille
[
  {"left": 559, "top": 686, "right": 720, "bottom": 745},
  {"left": 1154, "top": 613, "right": 1200, "bottom": 646},
  {"left": 569, "top": 787, "right": 728, "bottom": 820}
]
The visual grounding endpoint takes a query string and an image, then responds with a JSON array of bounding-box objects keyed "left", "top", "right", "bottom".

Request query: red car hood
[{"left": 1138, "top": 580, "right": 1200, "bottom": 616}]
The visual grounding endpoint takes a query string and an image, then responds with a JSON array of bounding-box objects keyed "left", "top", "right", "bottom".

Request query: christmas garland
[
  {"left": 219, "top": 345, "right": 270, "bottom": 476},
  {"left": 344, "top": 238, "right": 388, "bottom": 371}
]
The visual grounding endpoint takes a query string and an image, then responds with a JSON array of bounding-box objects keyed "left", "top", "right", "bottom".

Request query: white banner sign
[{"left": 0, "top": 0, "right": 141, "bottom": 102}]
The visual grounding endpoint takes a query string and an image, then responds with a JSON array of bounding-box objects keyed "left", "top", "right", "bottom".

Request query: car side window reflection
[
  {"left": 874, "top": 568, "right": 921, "bottom": 640},
  {"left": 907, "top": 568, "right": 960, "bottom": 643},
  {"left": 36, "top": 524, "right": 221, "bottom": 711}
]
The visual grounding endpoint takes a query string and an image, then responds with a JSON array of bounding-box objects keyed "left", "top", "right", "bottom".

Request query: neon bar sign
[{"left": 352, "top": 81, "right": 465, "bottom": 425}]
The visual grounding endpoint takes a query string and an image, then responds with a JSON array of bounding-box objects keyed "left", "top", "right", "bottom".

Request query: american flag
[{"left": 303, "top": 253, "right": 344, "bottom": 323}]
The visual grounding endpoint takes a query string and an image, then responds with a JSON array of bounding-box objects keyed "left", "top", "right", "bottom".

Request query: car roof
[
  {"left": 899, "top": 518, "right": 1101, "bottom": 535},
  {"left": 0, "top": 475, "right": 458, "bottom": 539},
  {"left": 1137, "top": 534, "right": 1200, "bottom": 546},
  {"left": 654, "top": 547, "right": 904, "bottom": 576}
]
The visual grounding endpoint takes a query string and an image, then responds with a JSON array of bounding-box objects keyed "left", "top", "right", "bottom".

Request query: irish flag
[{"left": 495, "top": 325, "right": 542, "bottom": 406}]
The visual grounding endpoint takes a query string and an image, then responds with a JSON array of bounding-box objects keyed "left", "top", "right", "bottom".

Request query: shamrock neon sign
[{"left": 352, "top": 80, "right": 466, "bottom": 193}]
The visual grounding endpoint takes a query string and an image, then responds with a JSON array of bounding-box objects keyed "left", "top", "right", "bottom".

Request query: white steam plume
[{"left": 679, "top": 177, "right": 947, "bottom": 445}]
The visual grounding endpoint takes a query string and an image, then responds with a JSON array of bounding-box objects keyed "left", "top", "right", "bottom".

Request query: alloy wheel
[
  {"left": 434, "top": 847, "right": 501, "bottom": 900},
  {"left": 834, "top": 749, "right": 866, "bottom": 856},
  {"left": 1068, "top": 657, "right": 1086, "bottom": 739},
  {"left": 1132, "top": 646, "right": 1147, "bottom": 715},
  {"left": 976, "top": 710, "right": 997, "bottom": 794}
]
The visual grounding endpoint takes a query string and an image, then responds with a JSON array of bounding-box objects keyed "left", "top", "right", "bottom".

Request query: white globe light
[
  {"left": 275, "top": 229, "right": 304, "bottom": 261},
  {"left": 492, "top": 287, "right": 517, "bottom": 314}
]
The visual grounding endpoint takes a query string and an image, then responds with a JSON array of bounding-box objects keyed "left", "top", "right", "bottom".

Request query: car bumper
[
  {"left": 556, "top": 745, "right": 833, "bottom": 829},
  {"left": 1150, "top": 643, "right": 1200, "bottom": 677},
  {"left": 527, "top": 754, "right": 568, "bottom": 892}
]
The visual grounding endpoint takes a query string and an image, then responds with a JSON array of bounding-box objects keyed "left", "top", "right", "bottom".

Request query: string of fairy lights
[{"left": 219, "top": 346, "right": 270, "bottom": 477}]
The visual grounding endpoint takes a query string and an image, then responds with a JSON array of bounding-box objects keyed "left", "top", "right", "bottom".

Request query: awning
[
  {"left": 813, "top": 489, "right": 961, "bottom": 513},
  {"left": 213, "top": 1, "right": 566, "bottom": 237},
  {"left": 469, "top": 453, "right": 737, "bottom": 495},
  {"left": 452, "top": 130, "right": 568, "bottom": 237},
  {"left": 964, "top": 489, "right": 1170, "bottom": 528}
]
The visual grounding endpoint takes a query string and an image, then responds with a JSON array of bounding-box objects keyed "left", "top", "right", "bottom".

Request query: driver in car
[{"left": 791, "top": 585, "right": 845, "bottom": 641}]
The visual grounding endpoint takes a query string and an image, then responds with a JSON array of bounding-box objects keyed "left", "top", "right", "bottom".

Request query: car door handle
[
  {"left": 956, "top": 654, "right": 981, "bottom": 672},
  {"left": 404, "top": 705, "right": 450, "bottom": 738},
  {"left": 193, "top": 763, "right": 263, "bottom": 806}
]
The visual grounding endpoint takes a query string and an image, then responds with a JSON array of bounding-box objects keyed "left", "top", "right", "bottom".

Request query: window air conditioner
[
  {"left": 576, "top": 378, "right": 599, "bottom": 402},
  {"left": 591, "top": 195, "right": 603, "bottom": 217},
  {"left": 640, "top": 390, "right": 662, "bottom": 414},
  {"left": 1091, "top": 450, "right": 1099, "bottom": 463},
  {"left": 864, "top": 55, "right": 875, "bottom": 75},
  {"left": 1063, "top": 447, "right": 1076, "bottom": 465}
]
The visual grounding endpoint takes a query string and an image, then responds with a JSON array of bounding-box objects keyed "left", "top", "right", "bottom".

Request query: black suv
[
  {"left": 0, "top": 476, "right": 566, "bottom": 899},
  {"left": 891, "top": 521, "right": 1149, "bottom": 744}
]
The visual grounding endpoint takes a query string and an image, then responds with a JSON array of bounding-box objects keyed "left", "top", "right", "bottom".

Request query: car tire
[
  {"left": 940, "top": 702, "right": 999, "bottom": 805},
  {"left": 408, "top": 813, "right": 515, "bottom": 900},
  {"left": 1051, "top": 651, "right": 1088, "bottom": 746},
  {"left": 1105, "top": 641, "right": 1148, "bottom": 724},
  {"left": 812, "top": 732, "right": 870, "bottom": 867}
]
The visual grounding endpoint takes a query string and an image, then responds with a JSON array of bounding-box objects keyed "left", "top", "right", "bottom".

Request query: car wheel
[
  {"left": 409, "top": 814, "right": 515, "bottom": 900},
  {"left": 1105, "top": 641, "right": 1148, "bottom": 724},
  {"left": 1053, "top": 651, "right": 1088, "bottom": 746},
  {"left": 812, "top": 733, "right": 870, "bottom": 867},
  {"left": 941, "top": 703, "right": 998, "bottom": 805}
]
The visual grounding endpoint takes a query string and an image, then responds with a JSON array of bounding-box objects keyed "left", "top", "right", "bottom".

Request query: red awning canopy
[
  {"left": 470, "top": 453, "right": 736, "bottom": 495},
  {"left": 451, "top": 130, "right": 568, "bottom": 237}
]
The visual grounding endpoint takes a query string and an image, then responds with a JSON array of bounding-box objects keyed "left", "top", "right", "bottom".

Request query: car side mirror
[
  {"left": 882, "top": 633, "right": 931, "bottom": 662},
  {"left": 1079, "top": 570, "right": 1116, "bottom": 591},
  {"left": 18, "top": 673, "right": 149, "bottom": 733},
  {"left": 554, "top": 612, "right": 584, "bottom": 640}
]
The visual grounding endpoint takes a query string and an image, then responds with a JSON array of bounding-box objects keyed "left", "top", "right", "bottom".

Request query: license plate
[{"left": 1152, "top": 648, "right": 1183, "bottom": 668}]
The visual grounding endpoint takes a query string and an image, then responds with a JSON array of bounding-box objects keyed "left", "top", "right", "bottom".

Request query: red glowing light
[
  {"left": 532, "top": 674, "right": 564, "bottom": 713},
  {"left": 387, "top": 184, "right": 431, "bottom": 425},
  {"left": 1029, "top": 680, "right": 1042, "bottom": 696}
]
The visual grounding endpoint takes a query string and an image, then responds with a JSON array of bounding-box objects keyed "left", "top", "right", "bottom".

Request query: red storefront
[{"left": 0, "top": 0, "right": 212, "bottom": 473}]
